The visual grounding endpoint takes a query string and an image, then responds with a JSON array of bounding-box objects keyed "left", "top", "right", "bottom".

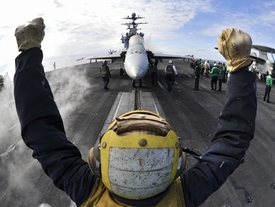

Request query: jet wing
[
  {"left": 88, "top": 51, "right": 126, "bottom": 63},
  {"left": 89, "top": 50, "right": 189, "bottom": 64},
  {"left": 250, "top": 55, "right": 266, "bottom": 64},
  {"left": 252, "top": 45, "right": 275, "bottom": 54},
  {"left": 146, "top": 51, "right": 190, "bottom": 62}
]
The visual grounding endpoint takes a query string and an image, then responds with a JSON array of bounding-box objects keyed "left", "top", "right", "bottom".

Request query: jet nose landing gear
[{"left": 132, "top": 79, "right": 142, "bottom": 88}]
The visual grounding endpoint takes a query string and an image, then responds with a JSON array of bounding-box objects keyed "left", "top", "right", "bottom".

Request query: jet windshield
[{"left": 129, "top": 35, "right": 144, "bottom": 46}]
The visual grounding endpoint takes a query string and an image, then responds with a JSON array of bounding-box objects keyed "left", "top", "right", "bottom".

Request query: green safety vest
[
  {"left": 266, "top": 75, "right": 273, "bottom": 87},
  {"left": 210, "top": 67, "right": 219, "bottom": 76}
]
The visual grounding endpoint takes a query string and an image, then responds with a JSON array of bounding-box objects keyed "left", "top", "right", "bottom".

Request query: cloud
[
  {"left": 2, "top": 0, "right": 215, "bottom": 74},
  {"left": 199, "top": 3, "right": 275, "bottom": 48},
  {"left": 1, "top": 0, "right": 275, "bottom": 76}
]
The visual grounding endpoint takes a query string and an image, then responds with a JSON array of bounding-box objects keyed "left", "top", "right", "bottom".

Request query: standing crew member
[
  {"left": 210, "top": 63, "right": 219, "bottom": 90},
  {"left": 14, "top": 18, "right": 257, "bottom": 207},
  {"left": 204, "top": 60, "right": 210, "bottom": 77},
  {"left": 100, "top": 60, "right": 111, "bottom": 90},
  {"left": 263, "top": 71, "right": 273, "bottom": 103},
  {"left": 164, "top": 60, "right": 177, "bottom": 91},
  {"left": 193, "top": 62, "right": 202, "bottom": 91},
  {"left": 149, "top": 58, "right": 158, "bottom": 87}
]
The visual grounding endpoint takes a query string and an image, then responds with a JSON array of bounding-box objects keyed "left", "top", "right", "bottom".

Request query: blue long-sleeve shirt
[
  {"left": 181, "top": 67, "right": 257, "bottom": 206},
  {"left": 14, "top": 48, "right": 257, "bottom": 207},
  {"left": 14, "top": 48, "right": 96, "bottom": 206}
]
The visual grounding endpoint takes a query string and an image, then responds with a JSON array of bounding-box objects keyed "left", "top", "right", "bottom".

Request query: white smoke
[
  {"left": 46, "top": 64, "right": 94, "bottom": 121},
  {"left": 0, "top": 62, "right": 96, "bottom": 206}
]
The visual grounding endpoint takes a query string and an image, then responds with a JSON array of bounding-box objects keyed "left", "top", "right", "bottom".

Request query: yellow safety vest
[{"left": 80, "top": 177, "right": 186, "bottom": 207}]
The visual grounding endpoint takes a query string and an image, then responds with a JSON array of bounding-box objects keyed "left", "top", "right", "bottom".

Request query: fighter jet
[
  {"left": 249, "top": 45, "right": 275, "bottom": 80},
  {"left": 88, "top": 13, "right": 190, "bottom": 87}
]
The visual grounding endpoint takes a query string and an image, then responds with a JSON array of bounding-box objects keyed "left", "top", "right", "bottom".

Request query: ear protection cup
[
  {"left": 175, "top": 151, "right": 186, "bottom": 179},
  {"left": 87, "top": 144, "right": 101, "bottom": 177}
]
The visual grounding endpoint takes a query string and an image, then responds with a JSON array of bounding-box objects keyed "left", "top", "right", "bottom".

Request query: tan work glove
[
  {"left": 14, "top": 17, "right": 45, "bottom": 51},
  {"left": 218, "top": 28, "right": 252, "bottom": 72}
]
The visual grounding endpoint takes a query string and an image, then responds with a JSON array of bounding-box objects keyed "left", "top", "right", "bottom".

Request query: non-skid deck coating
[{"left": 0, "top": 60, "right": 274, "bottom": 207}]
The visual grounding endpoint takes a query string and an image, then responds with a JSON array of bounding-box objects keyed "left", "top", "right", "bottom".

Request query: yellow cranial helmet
[{"left": 88, "top": 110, "right": 186, "bottom": 200}]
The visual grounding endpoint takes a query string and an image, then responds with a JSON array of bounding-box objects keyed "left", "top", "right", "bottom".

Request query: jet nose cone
[{"left": 127, "top": 66, "right": 145, "bottom": 79}]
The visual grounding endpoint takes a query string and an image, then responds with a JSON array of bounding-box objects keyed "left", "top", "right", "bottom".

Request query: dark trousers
[
  {"left": 218, "top": 78, "right": 223, "bottom": 91},
  {"left": 102, "top": 77, "right": 110, "bottom": 89},
  {"left": 200, "top": 68, "right": 204, "bottom": 76},
  {"left": 194, "top": 77, "right": 200, "bottom": 90},
  {"left": 166, "top": 75, "right": 175, "bottom": 91},
  {"left": 151, "top": 72, "right": 157, "bottom": 86},
  {"left": 264, "top": 85, "right": 271, "bottom": 102},
  {"left": 211, "top": 76, "right": 218, "bottom": 90}
]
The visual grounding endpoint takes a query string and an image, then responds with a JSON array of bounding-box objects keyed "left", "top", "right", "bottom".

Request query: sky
[{"left": 1, "top": 0, "right": 275, "bottom": 78}]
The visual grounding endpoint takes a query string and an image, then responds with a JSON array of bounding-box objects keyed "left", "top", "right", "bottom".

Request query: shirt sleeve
[
  {"left": 14, "top": 48, "right": 95, "bottom": 206},
  {"left": 269, "top": 76, "right": 273, "bottom": 87},
  {"left": 173, "top": 65, "right": 177, "bottom": 75},
  {"left": 181, "top": 69, "right": 257, "bottom": 207}
]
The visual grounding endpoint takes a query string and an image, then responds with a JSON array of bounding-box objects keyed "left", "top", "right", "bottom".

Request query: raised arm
[
  {"left": 14, "top": 18, "right": 95, "bottom": 206},
  {"left": 181, "top": 28, "right": 257, "bottom": 207}
]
